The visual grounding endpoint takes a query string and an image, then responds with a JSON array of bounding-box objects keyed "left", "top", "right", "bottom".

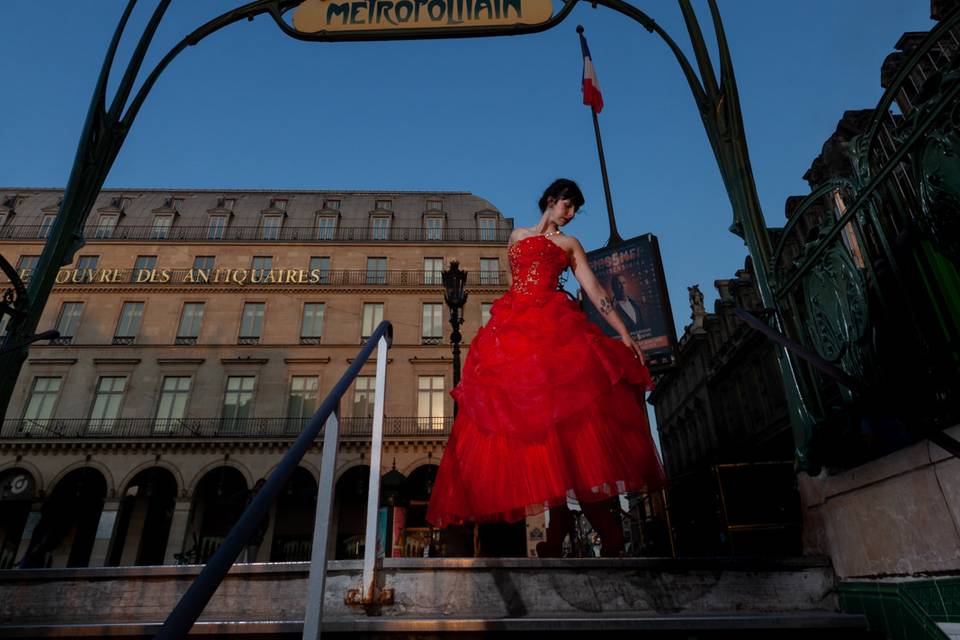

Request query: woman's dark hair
[{"left": 538, "top": 178, "right": 585, "bottom": 212}]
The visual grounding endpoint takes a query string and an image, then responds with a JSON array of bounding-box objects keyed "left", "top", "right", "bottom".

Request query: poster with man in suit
[{"left": 581, "top": 234, "right": 677, "bottom": 371}]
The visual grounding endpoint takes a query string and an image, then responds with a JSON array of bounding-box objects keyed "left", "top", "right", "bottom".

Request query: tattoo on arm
[{"left": 599, "top": 297, "right": 613, "bottom": 315}]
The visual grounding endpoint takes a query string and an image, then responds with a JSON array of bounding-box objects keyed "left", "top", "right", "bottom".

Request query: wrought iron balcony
[
  {"left": 0, "top": 224, "right": 511, "bottom": 244},
  {"left": 112, "top": 336, "right": 136, "bottom": 346},
  {"left": 0, "top": 416, "right": 453, "bottom": 441}
]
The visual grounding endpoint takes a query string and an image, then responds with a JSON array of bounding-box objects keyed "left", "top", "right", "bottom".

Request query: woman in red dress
[{"left": 426, "top": 178, "right": 665, "bottom": 557}]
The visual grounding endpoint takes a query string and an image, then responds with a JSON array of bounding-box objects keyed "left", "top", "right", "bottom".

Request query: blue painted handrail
[{"left": 154, "top": 320, "right": 393, "bottom": 640}]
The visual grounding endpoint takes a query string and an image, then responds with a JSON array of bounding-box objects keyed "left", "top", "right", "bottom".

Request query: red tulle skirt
[{"left": 426, "top": 288, "right": 666, "bottom": 527}]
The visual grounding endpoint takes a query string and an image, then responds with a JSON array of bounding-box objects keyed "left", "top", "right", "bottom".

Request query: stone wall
[{"left": 799, "top": 425, "right": 960, "bottom": 578}]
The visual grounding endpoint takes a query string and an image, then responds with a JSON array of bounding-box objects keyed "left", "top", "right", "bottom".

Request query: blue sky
[{"left": 0, "top": 0, "right": 935, "bottom": 336}]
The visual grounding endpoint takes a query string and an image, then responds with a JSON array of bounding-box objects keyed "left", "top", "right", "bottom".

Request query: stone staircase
[{"left": 0, "top": 557, "right": 873, "bottom": 637}]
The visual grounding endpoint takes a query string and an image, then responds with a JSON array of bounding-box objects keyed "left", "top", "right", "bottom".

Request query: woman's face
[{"left": 546, "top": 197, "right": 578, "bottom": 227}]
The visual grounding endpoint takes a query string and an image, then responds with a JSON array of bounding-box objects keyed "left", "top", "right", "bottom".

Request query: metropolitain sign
[{"left": 292, "top": 0, "right": 553, "bottom": 31}]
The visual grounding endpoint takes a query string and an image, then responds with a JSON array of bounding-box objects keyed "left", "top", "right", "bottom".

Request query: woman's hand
[{"left": 622, "top": 334, "right": 646, "bottom": 366}]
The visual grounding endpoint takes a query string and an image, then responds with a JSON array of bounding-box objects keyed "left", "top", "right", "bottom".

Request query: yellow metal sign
[{"left": 292, "top": 0, "right": 554, "bottom": 32}]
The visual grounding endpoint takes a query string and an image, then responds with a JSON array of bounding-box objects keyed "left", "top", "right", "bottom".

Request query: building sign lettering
[
  {"left": 292, "top": 0, "right": 553, "bottom": 32},
  {"left": 47, "top": 268, "right": 331, "bottom": 286}
]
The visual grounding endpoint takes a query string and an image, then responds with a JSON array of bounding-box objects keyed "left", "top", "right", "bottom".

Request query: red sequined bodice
[{"left": 507, "top": 235, "right": 570, "bottom": 295}]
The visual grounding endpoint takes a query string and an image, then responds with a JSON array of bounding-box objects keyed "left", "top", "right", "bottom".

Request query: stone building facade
[
  {"left": 648, "top": 261, "right": 797, "bottom": 556},
  {"left": 0, "top": 187, "right": 528, "bottom": 568}
]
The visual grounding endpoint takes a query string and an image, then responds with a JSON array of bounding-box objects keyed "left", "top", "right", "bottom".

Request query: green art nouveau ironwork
[{"left": 771, "top": 8, "right": 960, "bottom": 470}]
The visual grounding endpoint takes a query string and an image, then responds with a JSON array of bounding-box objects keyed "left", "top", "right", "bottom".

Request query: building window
[
  {"left": 309, "top": 256, "right": 330, "bottom": 284},
  {"left": 94, "top": 214, "right": 118, "bottom": 239},
  {"left": 301, "top": 303, "right": 325, "bottom": 344},
  {"left": 155, "top": 376, "right": 191, "bottom": 432},
  {"left": 426, "top": 198, "right": 442, "bottom": 211},
  {"left": 423, "top": 257, "right": 443, "bottom": 285},
  {"left": 76, "top": 255, "right": 99, "bottom": 283},
  {"left": 239, "top": 302, "right": 265, "bottom": 344},
  {"left": 480, "top": 258, "right": 500, "bottom": 285},
  {"left": 114, "top": 302, "right": 144, "bottom": 345},
  {"left": 251, "top": 256, "right": 272, "bottom": 279},
  {"left": 479, "top": 217, "right": 497, "bottom": 241},
  {"left": 133, "top": 255, "right": 157, "bottom": 283},
  {"left": 352, "top": 376, "right": 376, "bottom": 419},
  {"left": 417, "top": 376, "right": 445, "bottom": 430},
  {"left": 151, "top": 215, "right": 173, "bottom": 240},
  {"left": 208, "top": 215, "right": 227, "bottom": 240},
  {"left": 371, "top": 216, "right": 391, "bottom": 240},
  {"left": 16, "top": 255, "right": 39, "bottom": 281},
  {"left": 193, "top": 255, "right": 215, "bottom": 275},
  {"left": 176, "top": 302, "right": 204, "bottom": 344},
  {"left": 425, "top": 217, "right": 443, "bottom": 241},
  {"left": 322, "top": 198, "right": 340, "bottom": 210},
  {"left": 366, "top": 257, "right": 386, "bottom": 285},
  {"left": 481, "top": 302, "right": 493, "bottom": 327},
  {"left": 38, "top": 214, "right": 56, "bottom": 239},
  {"left": 22, "top": 377, "right": 62, "bottom": 424},
  {"left": 0, "top": 211, "right": 7, "bottom": 228},
  {"left": 223, "top": 376, "right": 256, "bottom": 427},
  {"left": 361, "top": 303, "right": 384, "bottom": 341},
  {"left": 375, "top": 199, "right": 392, "bottom": 211},
  {"left": 288, "top": 376, "right": 319, "bottom": 419},
  {"left": 422, "top": 303, "right": 443, "bottom": 345},
  {"left": 54, "top": 302, "right": 83, "bottom": 344},
  {"left": 261, "top": 215, "right": 282, "bottom": 240},
  {"left": 88, "top": 376, "right": 127, "bottom": 432},
  {"left": 316, "top": 215, "right": 337, "bottom": 240},
  {"left": 162, "top": 197, "right": 183, "bottom": 212},
  {"left": 269, "top": 198, "right": 288, "bottom": 211}
]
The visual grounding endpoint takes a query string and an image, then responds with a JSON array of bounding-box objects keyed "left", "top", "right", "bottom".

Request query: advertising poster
[{"left": 581, "top": 234, "right": 677, "bottom": 371}]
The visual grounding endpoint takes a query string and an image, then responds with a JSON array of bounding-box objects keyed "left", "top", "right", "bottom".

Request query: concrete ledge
[
  {"left": 0, "top": 613, "right": 868, "bottom": 637},
  {"left": 0, "top": 556, "right": 833, "bottom": 581},
  {"left": 0, "top": 557, "right": 839, "bottom": 627}
]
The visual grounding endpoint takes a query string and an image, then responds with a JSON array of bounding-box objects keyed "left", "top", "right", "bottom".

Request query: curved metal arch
[
  {"left": 860, "top": 8, "right": 960, "bottom": 174},
  {"left": 771, "top": 178, "right": 857, "bottom": 276}
]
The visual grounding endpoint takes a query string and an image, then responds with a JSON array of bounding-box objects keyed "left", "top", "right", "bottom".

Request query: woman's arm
[{"left": 567, "top": 238, "right": 647, "bottom": 364}]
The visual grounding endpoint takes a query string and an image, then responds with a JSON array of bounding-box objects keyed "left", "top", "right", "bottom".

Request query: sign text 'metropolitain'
[{"left": 292, "top": 0, "right": 553, "bottom": 31}]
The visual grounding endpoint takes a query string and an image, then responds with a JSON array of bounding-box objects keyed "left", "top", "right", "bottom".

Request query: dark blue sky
[{"left": 0, "top": 1, "right": 934, "bottom": 335}]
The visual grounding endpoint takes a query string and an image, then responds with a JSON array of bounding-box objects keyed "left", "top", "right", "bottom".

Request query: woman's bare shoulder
[{"left": 508, "top": 227, "right": 536, "bottom": 246}]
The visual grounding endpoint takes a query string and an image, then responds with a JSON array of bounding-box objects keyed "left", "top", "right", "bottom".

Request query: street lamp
[{"left": 441, "top": 260, "right": 468, "bottom": 416}]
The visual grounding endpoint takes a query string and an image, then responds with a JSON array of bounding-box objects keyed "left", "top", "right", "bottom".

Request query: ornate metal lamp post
[{"left": 441, "top": 261, "right": 468, "bottom": 416}]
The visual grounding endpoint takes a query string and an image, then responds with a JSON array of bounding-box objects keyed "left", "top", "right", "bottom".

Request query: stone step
[
  {"left": 0, "top": 557, "right": 862, "bottom": 636},
  {"left": 0, "top": 613, "right": 872, "bottom": 638}
]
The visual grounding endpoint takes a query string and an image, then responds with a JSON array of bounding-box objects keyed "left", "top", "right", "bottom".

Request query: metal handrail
[
  {"left": 155, "top": 320, "right": 393, "bottom": 639},
  {"left": 0, "top": 415, "right": 452, "bottom": 440},
  {"left": 0, "top": 224, "right": 512, "bottom": 244}
]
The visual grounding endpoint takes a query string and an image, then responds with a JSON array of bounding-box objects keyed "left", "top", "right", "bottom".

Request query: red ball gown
[{"left": 426, "top": 234, "right": 666, "bottom": 527}]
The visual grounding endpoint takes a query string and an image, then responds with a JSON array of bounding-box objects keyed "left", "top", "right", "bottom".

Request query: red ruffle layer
[{"left": 426, "top": 288, "right": 665, "bottom": 527}]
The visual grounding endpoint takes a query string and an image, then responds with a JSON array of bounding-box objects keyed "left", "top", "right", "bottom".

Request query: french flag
[{"left": 579, "top": 30, "right": 604, "bottom": 114}]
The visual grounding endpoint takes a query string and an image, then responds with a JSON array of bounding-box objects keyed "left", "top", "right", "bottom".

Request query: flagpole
[{"left": 578, "top": 25, "right": 623, "bottom": 248}]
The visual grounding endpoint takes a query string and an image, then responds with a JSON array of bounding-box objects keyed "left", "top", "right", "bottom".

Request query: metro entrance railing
[{"left": 155, "top": 320, "right": 393, "bottom": 640}]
